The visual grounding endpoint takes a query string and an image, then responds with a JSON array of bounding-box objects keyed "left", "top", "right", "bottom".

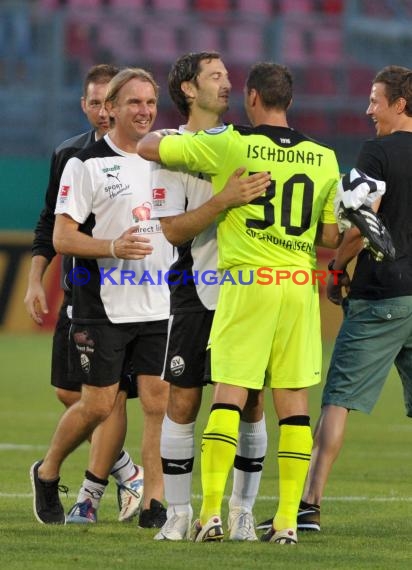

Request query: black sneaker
[
  {"left": 297, "top": 502, "right": 320, "bottom": 531},
  {"left": 30, "top": 460, "right": 67, "bottom": 524},
  {"left": 138, "top": 498, "right": 167, "bottom": 528},
  {"left": 257, "top": 502, "right": 321, "bottom": 533},
  {"left": 256, "top": 517, "right": 272, "bottom": 531}
]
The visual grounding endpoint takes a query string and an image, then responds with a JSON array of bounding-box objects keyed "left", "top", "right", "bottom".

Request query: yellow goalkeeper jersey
[{"left": 159, "top": 124, "right": 339, "bottom": 270}]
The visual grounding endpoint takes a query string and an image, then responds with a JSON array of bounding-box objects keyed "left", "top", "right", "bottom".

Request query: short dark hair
[
  {"left": 246, "top": 62, "right": 293, "bottom": 111},
  {"left": 168, "top": 51, "right": 221, "bottom": 118},
  {"left": 373, "top": 65, "right": 412, "bottom": 116},
  {"left": 83, "top": 64, "right": 120, "bottom": 97}
]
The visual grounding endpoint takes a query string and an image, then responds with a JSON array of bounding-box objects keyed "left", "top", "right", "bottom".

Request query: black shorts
[
  {"left": 69, "top": 320, "right": 168, "bottom": 388},
  {"left": 162, "top": 311, "right": 214, "bottom": 388},
  {"left": 52, "top": 295, "right": 142, "bottom": 397},
  {"left": 51, "top": 294, "right": 80, "bottom": 392}
]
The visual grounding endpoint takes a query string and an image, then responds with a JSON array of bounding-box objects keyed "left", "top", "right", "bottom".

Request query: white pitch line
[{"left": 1, "top": 492, "right": 412, "bottom": 502}]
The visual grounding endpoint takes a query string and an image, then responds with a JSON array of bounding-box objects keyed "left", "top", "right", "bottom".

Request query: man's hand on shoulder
[{"left": 215, "top": 167, "right": 271, "bottom": 210}]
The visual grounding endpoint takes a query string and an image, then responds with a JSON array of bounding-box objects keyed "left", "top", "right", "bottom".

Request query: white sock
[
  {"left": 76, "top": 472, "right": 108, "bottom": 510},
  {"left": 161, "top": 414, "right": 195, "bottom": 516},
  {"left": 110, "top": 450, "right": 136, "bottom": 483},
  {"left": 229, "top": 416, "right": 267, "bottom": 512}
]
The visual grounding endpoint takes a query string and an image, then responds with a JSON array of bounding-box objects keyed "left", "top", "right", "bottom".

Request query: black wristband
[{"left": 328, "top": 259, "right": 347, "bottom": 275}]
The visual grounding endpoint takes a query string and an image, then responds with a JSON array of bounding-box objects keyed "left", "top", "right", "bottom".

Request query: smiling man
[
  {"left": 30, "top": 68, "right": 174, "bottom": 527},
  {"left": 298, "top": 65, "right": 412, "bottom": 533}
]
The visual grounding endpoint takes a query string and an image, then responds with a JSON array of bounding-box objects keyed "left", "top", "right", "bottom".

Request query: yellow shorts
[{"left": 210, "top": 266, "right": 322, "bottom": 390}]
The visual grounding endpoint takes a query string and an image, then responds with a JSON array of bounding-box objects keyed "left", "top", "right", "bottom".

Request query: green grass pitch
[{"left": 1, "top": 332, "right": 412, "bottom": 569}]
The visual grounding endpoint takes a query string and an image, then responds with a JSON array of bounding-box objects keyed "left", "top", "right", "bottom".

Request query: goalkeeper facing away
[{"left": 138, "top": 61, "right": 351, "bottom": 545}]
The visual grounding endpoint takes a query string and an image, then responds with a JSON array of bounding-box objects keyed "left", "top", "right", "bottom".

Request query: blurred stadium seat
[
  {"left": 279, "top": 0, "right": 314, "bottom": 13},
  {"left": 311, "top": 27, "right": 342, "bottom": 64},
  {"left": 361, "top": 0, "right": 397, "bottom": 17},
  {"left": 281, "top": 25, "right": 308, "bottom": 64},
  {"left": 184, "top": 23, "right": 221, "bottom": 53},
  {"left": 292, "top": 111, "right": 330, "bottom": 137},
  {"left": 64, "top": 0, "right": 102, "bottom": 6},
  {"left": 335, "top": 111, "right": 371, "bottom": 135},
  {"left": 319, "top": 0, "right": 343, "bottom": 14},
  {"left": 225, "top": 23, "right": 264, "bottom": 64},
  {"left": 194, "top": 0, "right": 230, "bottom": 13},
  {"left": 151, "top": 0, "right": 188, "bottom": 11},
  {"left": 38, "top": 0, "right": 60, "bottom": 8},
  {"left": 1, "top": 0, "right": 405, "bottom": 168},
  {"left": 346, "top": 64, "right": 376, "bottom": 96},
  {"left": 304, "top": 66, "right": 339, "bottom": 96},
  {"left": 109, "top": 0, "right": 146, "bottom": 7},
  {"left": 236, "top": 0, "right": 274, "bottom": 19},
  {"left": 141, "top": 23, "right": 181, "bottom": 62}
]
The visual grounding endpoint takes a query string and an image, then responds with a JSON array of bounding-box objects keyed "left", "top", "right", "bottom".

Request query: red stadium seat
[
  {"left": 319, "top": 0, "right": 343, "bottom": 14},
  {"left": 335, "top": 111, "right": 372, "bottom": 135},
  {"left": 141, "top": 24, "right": 180, "bottom": 63},
  {"left": 194, "top": 0, "right": 230, "bottom": 13},
  {"left": 225, "top": 24, "right": 263, "bottom": 63},
  {"left": 236, "top": 0, "right": 274, "bottom": 18},
  {"left": 311, "top": 28, "right": 343, "bottom": 64},
  {"left": 281, "top": 26, "right": 308, "bottom": 64},
  {"left": 293, "top": 112, "right": 330, "bottom": 136},
  {"left": 65, "top": 0, "right": 102, "bottom": 6},
  {"left": 347, "top": 64, "right": 376, "bottom": 97},
  {"left": 184, "top": 24, "right": 221, "bottom": 53},
  {"left": 109, "top": 0, "right": 146, "bottom": 6},
  {"left": 151, "top": 0, "right": 188, "bottom": 10},
  {"left": 304, "top": 66, "right": 338, "bottom": 96},
  {"left": 279, "top": 0, "right": 314, "bottom": 13}
]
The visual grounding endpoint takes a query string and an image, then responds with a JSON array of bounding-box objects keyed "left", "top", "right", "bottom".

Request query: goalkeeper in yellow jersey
[{"left": 138, "top": 62, "right": 341, "bottom": 544}]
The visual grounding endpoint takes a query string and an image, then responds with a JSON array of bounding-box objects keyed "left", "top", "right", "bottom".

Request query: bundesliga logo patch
[
  {"left": 152, "top": 187, "right": 166, "bottom": 207},
  {"left": 58, "top": 185, "right": 70, "bottom": 203}
]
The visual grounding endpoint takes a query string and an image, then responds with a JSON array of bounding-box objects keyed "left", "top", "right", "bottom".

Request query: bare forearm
[
  {"left": 137, "top": 131, "right": 164, "bottom": 161},
  {"left": 161, "top": 194, "right": 227, "bottom": 245},
  {"left": 53, "top": 231, "right": 112, "bottom": 258},
  {"left": 53, "top": 215, "right": 152, "bottom": 260},
  {"left": 28, "top": 255, "right": 50, "bottom": 285},
  {"left": 334, "top": 227, "right": 364, "bottom": 269}
]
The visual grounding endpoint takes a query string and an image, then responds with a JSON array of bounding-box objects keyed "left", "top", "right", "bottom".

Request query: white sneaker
[
  {"left": 191, "top": 515, "right": 224, "bottom": 542},
  {"left": 153, "top": 506, "right": 193, "bottom": 541},
  {"left": 116, "top": 465, "right": 144, "bottom": 522},
  {"left": 228, "top": 507, "right": 257, "bottom": 541}
]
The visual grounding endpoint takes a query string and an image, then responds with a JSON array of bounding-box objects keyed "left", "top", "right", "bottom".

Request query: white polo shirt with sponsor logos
[{"left": 55, "top": 134, "right": 174, "bottom": 324}]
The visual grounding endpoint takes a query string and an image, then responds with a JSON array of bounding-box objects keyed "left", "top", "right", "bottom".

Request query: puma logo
[{"left": 167, "top": 461, "right": 191, "bottom": 471}]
